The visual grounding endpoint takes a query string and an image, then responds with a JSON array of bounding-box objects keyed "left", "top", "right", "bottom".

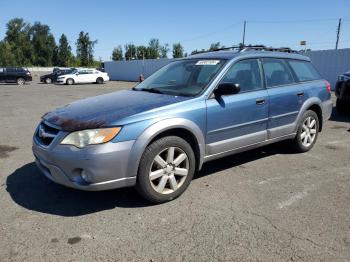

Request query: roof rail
[
  {"left": 190, "top": 45, "right": 299, "bottom": 56},
  {"left": 191, "top": 45, "right": 241, "bottom": 55},
  {"left": 240, "top": 45, "right": 299, "bottom": 54}
]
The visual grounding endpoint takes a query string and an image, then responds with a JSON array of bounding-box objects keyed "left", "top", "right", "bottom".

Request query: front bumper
[
  {"left": 32, "top": 136, "right": 137, "bottom": 191},
  {"left": 335, "top": 80, "right": 350, "bottom": 100}
]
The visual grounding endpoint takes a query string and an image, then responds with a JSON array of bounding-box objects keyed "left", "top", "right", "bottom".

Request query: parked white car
[{"left": 56, "top": 68, "right": 109, "bottom": 85}]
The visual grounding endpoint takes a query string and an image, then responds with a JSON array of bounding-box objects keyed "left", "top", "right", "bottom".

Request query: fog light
[{"left": 80, "top": 170, "right": 92, "bottom": 183}]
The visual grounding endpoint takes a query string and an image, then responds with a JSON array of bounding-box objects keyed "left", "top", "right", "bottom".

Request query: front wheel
[
  {"left": 136, "top": 136, "right": 195, "bottom": 203},
  {"left": 45, "top": 77, "right": 52, "bottom": 84},
  {"left": 292, "top": 110, "right": 319, "bottom": 153}
]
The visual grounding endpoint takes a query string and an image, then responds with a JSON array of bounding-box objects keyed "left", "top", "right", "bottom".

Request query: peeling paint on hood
[{"left": 43, "top": 90, "right": 190, "bottom": 132}]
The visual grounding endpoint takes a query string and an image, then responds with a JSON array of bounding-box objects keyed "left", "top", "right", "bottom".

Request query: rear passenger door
[
  {"left": 206, "top": 59, "right": 269, "bottom": 155},
  {"left": 262, "top": 58, "right": 305, "bottom": 138}
]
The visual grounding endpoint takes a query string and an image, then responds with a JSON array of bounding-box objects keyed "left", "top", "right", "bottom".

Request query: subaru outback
[{"left": 32, "top": 46, "right": 332, "bottom": 203}]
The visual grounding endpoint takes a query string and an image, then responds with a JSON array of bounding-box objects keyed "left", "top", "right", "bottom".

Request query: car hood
[{"left": 43, "top": 90, "right": 190, "bottom": 132}]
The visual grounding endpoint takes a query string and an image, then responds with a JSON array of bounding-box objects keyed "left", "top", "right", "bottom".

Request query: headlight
[{"left": 61, "top": 127, "right": 121, "bottom": 148}]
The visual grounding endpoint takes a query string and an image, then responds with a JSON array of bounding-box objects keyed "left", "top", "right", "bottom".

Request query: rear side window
[
  {"left": 287, "top": 60, "right": 321, "bottom": 82},
  {"left": 221, "top": 59, "right": 262, "bottom": 92},
  {"left": 262, "top": 58, "right": 294, "bottom": 87}
]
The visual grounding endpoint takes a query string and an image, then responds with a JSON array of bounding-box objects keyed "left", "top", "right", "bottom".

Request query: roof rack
[
  {"left": 241, "top": 45, "right": 299, "bottom": 53},
  {"left": 191, "top": 45, "right": 299, "bottom": 55}
]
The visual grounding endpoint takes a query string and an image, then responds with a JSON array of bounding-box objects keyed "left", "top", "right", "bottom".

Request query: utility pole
[
  {"left": 242, "top": 20, "right": 246, "bottom": 48},
  {"left": 335, "top": 18, "right": 342, "bottom": 50}
]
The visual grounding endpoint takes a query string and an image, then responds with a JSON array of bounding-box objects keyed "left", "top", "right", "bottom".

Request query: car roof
[{"left": 186, "top": 50, "right": 310, "bottom": 61}]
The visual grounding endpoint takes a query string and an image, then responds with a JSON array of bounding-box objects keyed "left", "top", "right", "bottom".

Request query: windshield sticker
[{"left": 195, "top": 60, "right": 220, "bottom": 65}]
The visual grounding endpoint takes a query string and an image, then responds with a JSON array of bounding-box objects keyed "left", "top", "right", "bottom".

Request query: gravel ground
[{"left": 0, "top": 79, "right": 350, "bottom": 262}]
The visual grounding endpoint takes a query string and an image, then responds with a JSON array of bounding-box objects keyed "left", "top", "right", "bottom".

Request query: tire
[
  {"left": 45, "top": 77, "right": 52, "bottom": 84},
  {"left": 136, "top": 136, "right": 196, "bottom": 203},
  {"left": 292, "top": 110, "right": 319, "bottom": 153},
  {"left": 66, "top": 78, "right": 74, "bottom": 85},
  {"left": 336, "top": 98, "right": 347, "bottom": 114},
  {"left": 96, "top": 77, "right": 103, "bottom": 84},
  {"left": 16, "top": 78, "right": 25, "bottom": 86}
]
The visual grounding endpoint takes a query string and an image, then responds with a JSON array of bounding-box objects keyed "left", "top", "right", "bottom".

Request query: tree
[
  {"left": 148, "top": 38, "right": 161, "bottom": 59},
  {"left": 209, "top": 42, "right": 222, "bottom": 51},
  {"left": 172, "top": 43, "right": 184, "bottom": 58},
  {"left": 56, "top": 34, "right": 72, "bottom": 66},
  {"left": 160, "top": 43, "right": 169, "bottom": 58},
  {"left": 30, "top": 22, "right": 57, "bottom": 66},
  {"left": 124, "top": 43, "right": 137, "bottom": 60},
  {"left": 0, "top": 41, "right": 16, "bottom": 66},
  {"left": 5, "top": 18, "right": 33, "bottom": 65},
  {"left": 112, "top": 46, "right": 123, "bottom": 61},
  {"left": 136, "top": 45, "right": 148, "bottom": 60},
  {"left": 76, "top": 31, "right": 97, "bottom": 66}
]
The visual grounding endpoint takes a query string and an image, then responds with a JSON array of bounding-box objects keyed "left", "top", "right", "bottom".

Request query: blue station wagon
[{"left": 32, "top": 46, "right": 333, "bottom": 203}]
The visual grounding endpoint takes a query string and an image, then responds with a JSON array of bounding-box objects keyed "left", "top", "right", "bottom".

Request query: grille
[{"left": 35, "top": 122, "right": 59, "bottom": 146}]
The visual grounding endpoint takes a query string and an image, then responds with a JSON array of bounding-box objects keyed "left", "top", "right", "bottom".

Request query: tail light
[{"left": 325, "top": 80, "right": 331, "bottom": 93}]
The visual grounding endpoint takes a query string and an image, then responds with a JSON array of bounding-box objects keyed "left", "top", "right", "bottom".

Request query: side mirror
[
  {"left": 214, "top": 83, "right": 240, "bottom": 96},
  {"left": 75, "top": 72, "right": 79, "bottom": 75}
]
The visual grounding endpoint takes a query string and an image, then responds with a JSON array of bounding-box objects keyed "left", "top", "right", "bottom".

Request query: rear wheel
[
  {"left": 96, "top": 77, "right": 103, "bottom": 84},
  {"left": 16, "top": 78, "right": 25, "bottom": 86},
  {"left": 136, "top": 136, "right": 195, "bottom": 203},
  {"left": 292, "top": 110, "right": 319, "bottom": 153},
  {"left": 45, "top": 77, "right": 52, "bottom": 84},
  {"left": 66, "top": 78, "right": 74, "bottom": 85}
]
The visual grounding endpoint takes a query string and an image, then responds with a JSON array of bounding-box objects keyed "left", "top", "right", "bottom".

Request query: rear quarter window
[{"left": 287, "top": 60, "right": 321, "bottom": 82}]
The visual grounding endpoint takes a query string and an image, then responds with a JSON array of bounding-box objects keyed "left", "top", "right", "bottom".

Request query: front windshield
[{"left": 134, "top": 59, "right": 226, "bottom": 96}]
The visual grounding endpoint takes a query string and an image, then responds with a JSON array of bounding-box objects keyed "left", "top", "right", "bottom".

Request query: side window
[
  {"left": 6, "top": 68, "right": 16, "bottom": 73},
  {"left": 220, "top": 59, "right": 262, "bottom": 92},
  {"left": 262, "top": 58, "right": 294, "bottom": 87},
  {"left": 287, "top": 60, "right": 321, "bottom": 82},
  {"left": 0, "top": 68, "right": 3, "bottom": 73}
]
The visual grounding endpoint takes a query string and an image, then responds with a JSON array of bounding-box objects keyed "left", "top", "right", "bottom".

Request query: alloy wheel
[
  {"left": 300, "top": 116, "right": 317, "bottom": 147},
  {"left": 149, "top": 147, "right": 189, "bottom": 194}
]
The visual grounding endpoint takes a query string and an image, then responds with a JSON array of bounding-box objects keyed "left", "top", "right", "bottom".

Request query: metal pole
[
  {"left": 335, "top": 18, "right": 342, "bottom": 50},
  {"left": 242, "top": 21, "right": 246, "bottom": 47}
]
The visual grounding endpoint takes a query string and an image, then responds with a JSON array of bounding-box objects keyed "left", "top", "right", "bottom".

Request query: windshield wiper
[{"left": 133, "top": 87, "right": 164, "bottom": 94}]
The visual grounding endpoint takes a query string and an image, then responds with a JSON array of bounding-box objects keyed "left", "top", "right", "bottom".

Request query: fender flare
[
  {"left": 127, "top": 118, "right": 206, "bottom": 178},
  {"left": 293, "top": 97, "right": 323, "bottom": 133}
]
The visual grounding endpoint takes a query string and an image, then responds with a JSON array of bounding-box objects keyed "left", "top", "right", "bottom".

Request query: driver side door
[{"left": 206, "top": 59, "right": 269, "bottom": 156}]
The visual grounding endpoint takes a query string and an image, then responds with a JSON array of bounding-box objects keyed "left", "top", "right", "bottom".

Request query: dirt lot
[{"left": 0, "top": 80, "right": 350, "bottom": 261}]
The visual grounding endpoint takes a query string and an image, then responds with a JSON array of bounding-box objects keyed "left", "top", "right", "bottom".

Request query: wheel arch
[
  {"left": 127, "top": 118, "right": 205, "bottom": 178},
  {"left": 295, "top": 97, "right": 323, "bottom": 132}
]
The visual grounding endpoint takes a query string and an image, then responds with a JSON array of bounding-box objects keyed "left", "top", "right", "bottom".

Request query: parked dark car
[
  {"left": 335, "top": 71, "right": 350, "bottom": 114},
  {"left": 0, "top": 67, "right": 32, "bottom": 85},
  {"left": 40, "top": 68, "right": 75, "bottom": 84}
]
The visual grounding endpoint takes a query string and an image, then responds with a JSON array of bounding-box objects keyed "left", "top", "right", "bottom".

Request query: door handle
[
  {"left": 256, "top": 98, "right": 265, "bottom": 105},
  {"left": 297, "top": 92, "right": 304, "bottom": 97}
]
